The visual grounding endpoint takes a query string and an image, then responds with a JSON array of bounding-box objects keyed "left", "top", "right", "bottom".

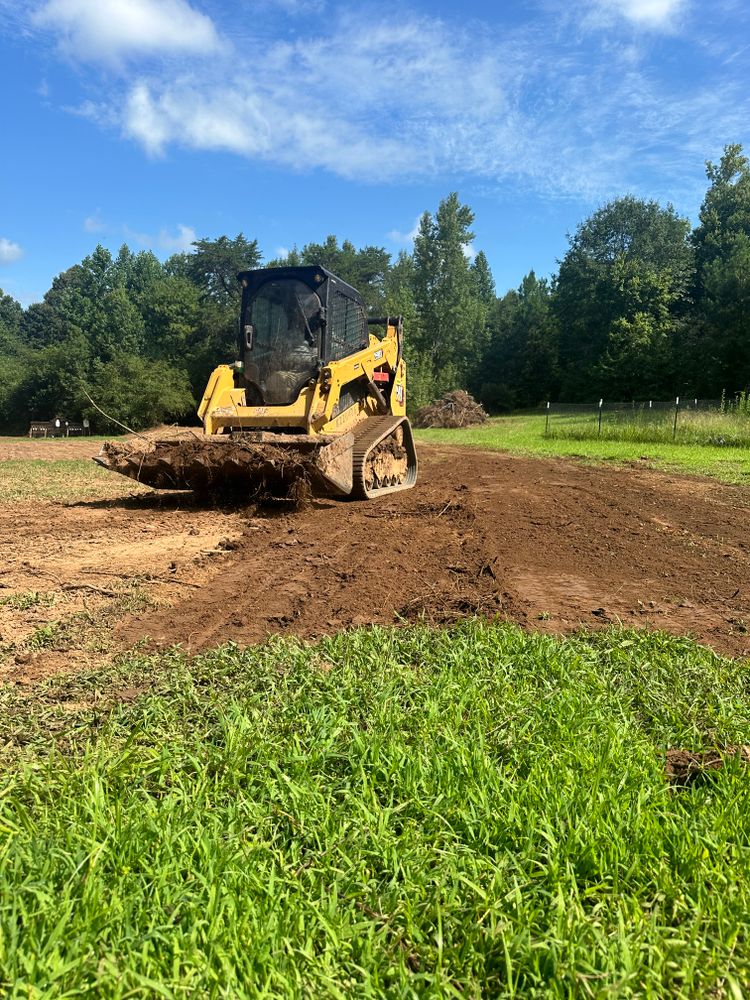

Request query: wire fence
[{"left": 543, "top": 397, "right": 750, "bottom": 447}]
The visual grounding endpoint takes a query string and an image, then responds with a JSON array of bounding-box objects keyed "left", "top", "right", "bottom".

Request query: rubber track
[{"left": 351, "top": 415, "right": 418, "bottom": 500}]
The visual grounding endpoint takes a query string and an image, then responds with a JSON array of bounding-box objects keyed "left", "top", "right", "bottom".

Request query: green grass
[
  {"left": 0, "top": 459, "right": 149, "bottom": 502},
  {"left": 2, "top": 621, "right": 750, "bottom": 997},
  {"left": 416, "top": 414, "right": 750, "bottom": 484},
  {"left": 0, "top": 590, "right": 57, "bottom": 611},
  {"left": 548, "top": 408, "right": 750, "bottom": 448}
]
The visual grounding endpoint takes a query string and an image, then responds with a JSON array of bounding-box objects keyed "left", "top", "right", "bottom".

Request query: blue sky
[{"left": 0, "top": 0, "right": 748, "bottom": 306}]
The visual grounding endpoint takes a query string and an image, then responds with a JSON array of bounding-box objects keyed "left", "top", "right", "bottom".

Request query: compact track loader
[{"left": 95, "top": 265, "right": 418, "bottom": 500}]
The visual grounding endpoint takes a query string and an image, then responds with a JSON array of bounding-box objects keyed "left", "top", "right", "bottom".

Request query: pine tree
[{"left": 412, "top": 193, "right": 491, "bottom": 401}]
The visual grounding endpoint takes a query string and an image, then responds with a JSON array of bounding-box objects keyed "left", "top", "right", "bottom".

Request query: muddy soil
[{"left": 4, "top": 438, "right": 750, "bottom": 680}]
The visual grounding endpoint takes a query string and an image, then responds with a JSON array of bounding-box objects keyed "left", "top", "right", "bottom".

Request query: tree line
[{"left": 1, "top": 144, "right": 749, "bottom": 432}]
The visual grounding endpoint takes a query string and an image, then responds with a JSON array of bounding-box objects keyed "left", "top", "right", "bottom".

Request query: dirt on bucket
[{"left": 97, "top": 435, "right": 313, "bottom": 496}]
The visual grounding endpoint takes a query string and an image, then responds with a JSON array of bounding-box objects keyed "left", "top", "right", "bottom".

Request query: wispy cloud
[
  {"left": 585, "top": 0, "right": 689, "bottom": 30},
  {"left": 118, "top": 16, "right": 537, "bottom": 186},
  {"left": 21, "top": 3, "right": 750, "bottom": 207},
  {"left": 387, "top": 217, "right": 422, "bottom": 247},
  {"left": 157, "top": 224, "right": 196, "bottom": 252},
  {"left": 0, "top": 237, "right": 23, "bottom": 264},
  {"left": 32, "top": 0, "right": 223, "bottom": 64},
  {"left": 83, "top": 212, "right": 106, "bottom": 233},
  {"left": 113, "top": 8, "right": 744, "bottom": 203},
  {"left": 124, "top": 223, "right": 197, "bottom": 252}
]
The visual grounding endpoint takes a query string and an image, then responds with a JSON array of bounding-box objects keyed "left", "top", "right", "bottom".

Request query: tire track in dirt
[
  {"left": 120, "top": 482, "right": 510, "bottom": 652},
  {"left": 117, "top": 446, "right": 750, "bottom": 657}
]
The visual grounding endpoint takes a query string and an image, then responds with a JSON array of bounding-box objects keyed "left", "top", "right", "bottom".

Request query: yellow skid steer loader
[{"left": 95, "top": 265, "right": 418, "bottom": 500}]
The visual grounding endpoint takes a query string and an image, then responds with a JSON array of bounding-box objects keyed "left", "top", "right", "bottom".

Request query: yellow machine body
[{"left": 199, "top": 325, "right": 406, "bottom": 437}]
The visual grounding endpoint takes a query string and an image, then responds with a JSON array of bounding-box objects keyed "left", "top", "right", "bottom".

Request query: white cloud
[
  {"left": 116, "top": 14, "right": 633, "bottom": 199},
  {"left": 119, "top": 17, "right": 517, "bottom": 183},
  {"left": 123, "top": 76, "right": 411, "bottom": 177},
  {"left": 157, "top": 224, "right": 196, "bottom": 251},
  {"left": 274, "top": 246, "right": 290, "bottom": 259},
  {"left": 32, "top": 0, "right": 222, "bottom": 63},
  {"left": 586, "top": 0, "right": 688, "bottom": 30},
  {"left": 31, "top": 4, "right": 749, "bottom": 207},
  {"left": 387, "top": 217, "right": 422, "bottom": 247},
  {"left": 0, "top": 238, "right": 23, "bottom": 264},
  {"left": 83, "top": 212, "right": 106, "bottom": 232},
  {"left": 124, "top": 223, "right": 196, "bottom": 252}
]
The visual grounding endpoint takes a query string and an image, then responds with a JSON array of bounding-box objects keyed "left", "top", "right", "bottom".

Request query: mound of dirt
[{"left": 414, "top": 391, "right": 488, "bottom": 429}]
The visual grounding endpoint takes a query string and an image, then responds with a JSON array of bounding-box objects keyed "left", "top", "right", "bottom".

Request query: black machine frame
[{"left": 237, "top": 265, "right": 369, "bottom": 368}]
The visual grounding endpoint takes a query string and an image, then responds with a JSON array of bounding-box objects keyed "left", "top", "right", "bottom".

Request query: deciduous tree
[{"left": 554, "top": 196, "right": 692, "bottom": 398}]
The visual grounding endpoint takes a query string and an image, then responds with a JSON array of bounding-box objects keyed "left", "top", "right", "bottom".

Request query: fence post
[
  {"left": 598, "top": 399, "right": 603, "bottom": 437},
  {"left": 545, "top": 401, "right": 550, "bottom": 435},
  {"left": 673, "top": 396, "right": 680, "bottom": 440}
]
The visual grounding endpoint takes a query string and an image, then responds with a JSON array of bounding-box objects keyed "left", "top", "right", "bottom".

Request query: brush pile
[{"left": 413, "top": 390, "right": 488, "bottom": 429}]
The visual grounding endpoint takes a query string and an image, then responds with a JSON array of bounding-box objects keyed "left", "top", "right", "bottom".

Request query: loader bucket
[{"left": 94, "top": 431, "right": 355, "bottom": 498}]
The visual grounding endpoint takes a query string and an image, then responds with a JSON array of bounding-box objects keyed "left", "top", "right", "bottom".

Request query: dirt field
[{"left": 3, "top": 435, "right": 750, "bottom": 681}]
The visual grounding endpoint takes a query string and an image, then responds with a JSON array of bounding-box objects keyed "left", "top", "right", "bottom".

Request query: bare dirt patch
[
  {"left": 4, "top": 440, "right": 750, "bottom": 681},
  {"left": 666, "top": 746, "right": 750, "bottom": 787},
  {"left": 120, "top": 445, "right": 750, "bottom": 656},
  {"left": 0, "top": 426, "right": 193, "bottom": 462}
]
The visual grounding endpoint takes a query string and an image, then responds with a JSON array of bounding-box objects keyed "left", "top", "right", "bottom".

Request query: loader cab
[{"left": 237, "top": 265, "right": 368, "bottom": 406}]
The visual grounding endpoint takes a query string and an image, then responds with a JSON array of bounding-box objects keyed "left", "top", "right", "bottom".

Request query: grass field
[
  {"left": 547, "top": 407, "right": 750, "bottom": 449},
  {"left": 2, "top": 622, "right": 750, "bottom": 997},
  {"left": 0, "top": 459, "right": 149, "bottom": 502},
  {"left": 416, "top": 413, "right": 750, "bottom": 484},
  {"left": 3, "top": 433, "right": 750, "bottom": 996}
]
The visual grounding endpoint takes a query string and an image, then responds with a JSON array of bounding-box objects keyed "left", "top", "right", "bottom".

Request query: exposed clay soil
[{"left": 4, "top": 436, "right": 750, "bottom": 682}]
